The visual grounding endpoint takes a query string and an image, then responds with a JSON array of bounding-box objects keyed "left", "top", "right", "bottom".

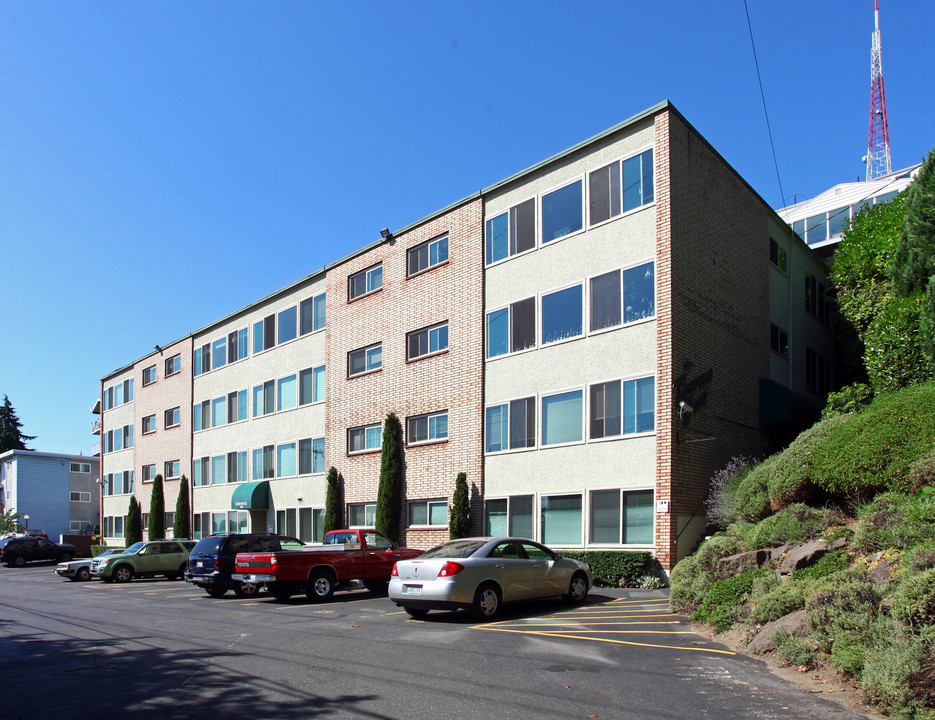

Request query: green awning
[{"left": 231, "top": 481, "right": 269, "bottom": 510}]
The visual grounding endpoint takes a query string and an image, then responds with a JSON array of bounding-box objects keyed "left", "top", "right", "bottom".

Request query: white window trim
[
  {"left": 210, "top": 335, "right": 228, "bottom": 371},
  {"left": 586, "top": 144, "right": 656, "bottom": 230},
  {"left": 300, "top": 292, "right": 327, "bottom": 336},
  {"left": 142, "top": 464, "right": 157, "bottom": 484},
  {"left": 165, "top": 353, "right": 182, "bottom": 376},
  {"left": 142, "top": 365, "right": 157, "bottom": 386},
  {"left": 348, "top": 263, "right": 383, "bottom": 302},
  {"left": 407, "top": 234, "right": 450, "bottom": 278},
  {"left": 70, "top": 491, "right": 92, "bottom": 503},
  {"left": 347, "top": 423, "right": 382, "bottom": 455},
  {"left": 540, "top": 386, "right": 586, "bottom": 450},
  {"left": 165, "top": 461, "right": 181, "bottom": 481},
  {"left": 142, "top": 415, "right": 157, "bottom": 435},
  {"left": 347, "top": 342, "right": 383, "bottom": 378},
  {"left": 483, "top": 193, "right": 538, "bottom": 269},
  {"left": 406, "top": 410, "right": 449, "bottom": 447},
  {"left": 538, "top": 174, "right": 586, "bottom": 248},
  {"left": 165, "top": 407, "right": 181, "bottom": 429},
  {"left": 276, "top": 303, "right": 299, "bottom": 347},
  {"left": 585, "top": 486, "right": 656, "bottom": 549},
  {"left": 585, "top": 373, "right": 657, "bottom": 443},
  {"left": 276, "top": 372, "right": 299, "bottom": 413},
  {"left": 347, "top": 502, "right": 376, "bottom": 529},
  {"left": 406, "top": 321, "right": 449, "bottom": 361},
  {"left": 408, "top": 498, "right": 449, "bottom": 528},
  {"left": 484, "top": 395, "right": 538, "bottom": 455},
  {"left": 539, "top": 281, "right": 585, "bottom": 349},
  {"left": 484, "top": 298, "right": 537, "bottom": 361},
  {"left": 276, "top": 441, "right": 298, "bottom": 479}
]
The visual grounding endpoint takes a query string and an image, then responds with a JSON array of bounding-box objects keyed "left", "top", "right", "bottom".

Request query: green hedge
[{"left": 559, "top": 550, "right": 654, "bottom": 588}]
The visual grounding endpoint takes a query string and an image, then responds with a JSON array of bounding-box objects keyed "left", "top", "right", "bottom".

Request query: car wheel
[
  {"left": 306, "top": 570, "right": 336, "bottom": 601},
  {"left": 363, "top": 580, "right": 388, "bottom": 596},
  {"left": 60, "top": 552, "right": 74, "bottom": 562},
  {"left": 205, "top": 587, "right": 228, "bottom": 598},
  {"left": 12, "top": 555, "right": 26, "bottom": 568},
  {"left": 174, "top": 563, "right": 188, "bottom": 580},
  {"left": 269, "top": 587, "right": 293, "bottom": 601},
  {"left": 233, "top": 582, "right": 260, "bottom": 598},
  {"left": 471, "top": 583, "right": 502, "bottom": 620},
  {"left": 76, "top": 566, "right": 91, "bottom": 582},
  {"left": 113, "top": 565, "right": 133, "bottom": 583},
  {"left": 404, "top": 607, "right": 430, "bottom": 619},
  {"left": 563, "top": 572, "right": 589, "bottom": 604}
]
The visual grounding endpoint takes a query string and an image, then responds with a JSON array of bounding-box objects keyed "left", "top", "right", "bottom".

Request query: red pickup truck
[{"left": 232, "top": 529, "right": 422, "bottom": 601}]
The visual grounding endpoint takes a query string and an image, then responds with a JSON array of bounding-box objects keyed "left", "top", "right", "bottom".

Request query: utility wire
[{"left": 743, "top": 0, "right": 785, "bottom": 208}]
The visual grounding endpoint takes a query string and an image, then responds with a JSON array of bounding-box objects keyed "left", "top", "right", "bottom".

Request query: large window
[
  {"left": 805, "top": 273, "right": 829, "bottom": 325},
  {"left": 348, "top": 424, "right": 381, "bottom": 453},
  {"left": 407, "top": 322, "right": 448, "bottom": 360},
  {"left": 142, "top": 365, "right": 157, "bottom": 386},
  {"left": 541, "top": 284, "right": 583, "bottom": 344},
  {"left": 541, "top": 390, "right": 583, "bottom": 446},
  {"left": 590, "top": 489, "right": 653, "bottom": 544},
  {"left": 486, "top": 397, "right": 536, "bottom": 453},
  {"left": 277, "top": 374, "right": 297, "bottom": 411},
  {"left": 541, "top": 180, "right": 583, "bottom": 244},
  {"left": 193, "top": 343, "right": 210, "bottom": 376},
  {"left": 227, "top": 451, "right": 247, "bottom": 483},
  {"left": 484, "top": 496, "right": 533, "bottom": 538},
  {"left": 211, "top": 337, "right": 227, "bottom": 370},
  {"left": 300, "top": 293, "right": 326, "bottom": 335},
  {"left": 194, "top": 400, "right": 209, "bottom": 431},
  {"left": 805, "top": 347, "right": 831, "bottom": 397},
  {"left": 622, "top": 149, "right": 654, "bottom": 212},
  {"left": 769, "top": 238, "right": 788, "bottom": 273},
  {"left": 277, "top": 442, "right": 296, "bottom": 478},
  {"left": 486, "top": 198, "right": 535, "bottom": 265},
  {"left": 589, "top": 150, "right": 654, "bottom": 225},
  {"left": 408, "top": 234, "right": 449, "bottom": 276},
  {"left": 486, "top": 297, "right": 535, "bottom": 358},
  {"left": 541, "top": 494, "right": 582, "bottom": 545},
  {"left": 623, "top": 377, "right": 655, "bottom": 434},
  {"left": 211, "top": 455, "right": 226, "bottom": 485},
  {"left": 253, "top": 314, "right": 276, "bottom": 354},
  {"left": 348, "top": 343, "right": 382, "bottom": 377},
  {"left": 227, "top": 389, "right": 247, "bottom": 423},
  {"left": 299, "top": 366, "right": 326, "bottom": 405},
  {"left": 348, "top": 503, "right": 376, "bottom": 527},
  {"left": 407, "top": 411, "right": 448, "bottom": 445},
  {"left": 349, "top": 264, "right": 382, "bottom": 300},
  {"left": 253, "top": 380, "right": 274, "bottom": 417},
  {"left": 210, "top": 396, "right": 226, "bottom": 428},
  {"left": 299, "top": 437, "right": 325, "bottom": 474},
  {"left": 278, "top": 305, "right": 297, "bottom": 345},
  {"left": 770, "top": 324, "right": 789, "bottom": 358},
  {"left": 409, "top": 500, "right": 448, "bottom": 527},
  {"left": 299, "top": 507, "right": 326, "bottom": 543},
  {"left": 590, "top": 381, "right": 621, "bottom": 439},
  {"left": 253, "top": 445, "right": 274, "bottom": 480},
  {"left": 590, "top": 262, "right": 655, "bottom": 332},
  {"left": 228, "top": 328, "right": 248, "bottom": 363}
]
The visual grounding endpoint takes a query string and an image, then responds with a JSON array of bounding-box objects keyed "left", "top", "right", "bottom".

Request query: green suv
[{"left": 90, "top": 540, "right": 196, "bottom": 583}]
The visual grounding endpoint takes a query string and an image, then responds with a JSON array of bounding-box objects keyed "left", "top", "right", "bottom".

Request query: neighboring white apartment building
[{"left": 777, "top": 163, "right": 921, "bottom": 259}]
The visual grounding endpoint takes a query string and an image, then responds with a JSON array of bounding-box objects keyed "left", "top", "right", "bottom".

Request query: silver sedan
[{"left": 389, "top": 537, "right": 592, "bottom": 620}]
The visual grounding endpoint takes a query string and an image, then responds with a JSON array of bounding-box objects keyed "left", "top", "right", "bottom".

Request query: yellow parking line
[
  {"left": 544, "top": 613, "right": 679, "bottom": 620},
  {"left": 503, "top": 621, "right": 683, "bottom": 627},
  {"left": 474, "top": 626, "right": 735, "bottom": 655},
  {"left": 536, "top": 630, "right": 695, "bottom": 635}
]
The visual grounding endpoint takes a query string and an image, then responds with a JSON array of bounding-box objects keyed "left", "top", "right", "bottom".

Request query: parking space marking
[{"left": 470, "top": 597, "right": 734, "bottom": 657}]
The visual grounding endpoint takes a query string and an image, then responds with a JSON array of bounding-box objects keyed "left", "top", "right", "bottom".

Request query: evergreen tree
[
  {"left": 0, "top": 395, "right": 36, "bottom": 453},
  {"left": 375, "top": 413, "right": 403, "bottom": 542},
  {"left": 892, "top": 149, "right": 935, "bottom": 298},
  {"left": 449, "top": 472, "right": 471, "bottom": 539},
  {"left": 125, "top": 497, "right": 142, "bottom": 546},
  {"left": 323, "top": 467, "right": 343, "bottom": 535},
  {"left": 149, "top": 475, "right": 166, "bottom": 539},
  {"left": 174, "top": 475, "right": 191, "bottom": 539}
]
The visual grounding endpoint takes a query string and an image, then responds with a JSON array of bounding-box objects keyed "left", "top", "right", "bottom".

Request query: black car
[
  {"left": 0, "top": 536, "right": 77, "bottom": 567},
  {"left": 185, "top": 533, "right": 305, "bottom": 597}
]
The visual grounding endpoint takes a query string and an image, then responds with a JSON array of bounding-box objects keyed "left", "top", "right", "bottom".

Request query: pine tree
[
  {"left": 449, "top": 472, "right": 471, "bottom": 539},
  {"left": 174, "top": 475, "right": 191, "bottom": 539},
  {"left": 375, "top": 413, "right": 403, "bottom": 542},
  {"left": 323, "top": 467, "right": 343, "bottom": 535},
  {"left": 0, "top": 395, "right": 36, "bottom": 453},
  {"left": 125, "top": 497, "right": 142, "bottom": 546},
  {"left": 892, "top": 148, "right": 935, "bottom": 298},
  {"left": 149, "top": 475, "right": 165, "bottom": 539}
]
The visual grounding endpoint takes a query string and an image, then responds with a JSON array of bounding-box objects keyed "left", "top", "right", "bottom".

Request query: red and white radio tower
[{"left": 865, "top": 0, "right": 892, "bottom": 180}]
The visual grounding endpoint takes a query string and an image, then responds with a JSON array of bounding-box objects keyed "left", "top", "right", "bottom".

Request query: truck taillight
[
  {"left": 214, "top": 558, "right": 220, "bottom": 569},
  {"left": 391, "top": 562, "right": 398, "bottom": 577},
  {"left": 438, "top": 561, "right": 464, "bottom": 577},
  {"left": 270, "top": 555, "right": 278, "bottom": 567}
]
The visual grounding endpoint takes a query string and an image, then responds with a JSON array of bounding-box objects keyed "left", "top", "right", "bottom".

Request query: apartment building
[
  {"left": 0, "top": 449, "right": 100, "bottom": 537},
  {"left": 96, "top": 101, "right": 834, "bottom": 568}
]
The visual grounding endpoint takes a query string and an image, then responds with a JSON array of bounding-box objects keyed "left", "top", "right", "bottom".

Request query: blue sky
[{"left": 1, "top": 1, "right": 933, "bottom": 455}]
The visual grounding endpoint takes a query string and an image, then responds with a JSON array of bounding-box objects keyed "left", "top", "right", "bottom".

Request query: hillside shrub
[
  {"left": 893, "top": 569, "right": 935, "bottom": 632},
  {"left": 805, "top": 578, "right": 881, "bottom": 654},
  {"left": 765, "top": 416, "right": 849, "bottom": 511},
  {"left": 773, "top": 629, "right": 817, "bottom": 669},
  {"left": 706, "top": 456, "right": 758, "bottom": 529},
  {"left": 734, "top": 461, "right": 772, "bottom": 522},
  {"left": 821, "top": 382, "right": 874, "bottom": 420},
  {"left": 910, "top": 543, "right": 935, "bottom": 572},
  {"left": 863, "top": 297, "right": 935, "bottom": 393},
  {"left": 854, "top": 492, "right": 935, "bottom": 552},
  {"left": 670, "top": 534, "right": 745, "bottom": 613},
  {"left": 862, "top": 632, "right": 934, "bottom": 720},
  {"left": 910, "top": 450, "right": 935, "bottom": 492},
  {"left": 749, "top": 583, "right": 807, "bottom": 625},
  {"left": 558, "top": 550, "right": 652, "bottom": 588},
  {"left": 692, "top": 569, "right": 765, "bottom": 631},
  {"left": 831, "top": 632, "right": 871, "bottom": 678},
  {"left": 746, "top": 504, "right": 837, "bottom": 548},
  {"left": 810, "top": 382, "right": 935, "bottom": 499},
  {"left": 791, "top": 549, "right": 849, "bottom": 582}
]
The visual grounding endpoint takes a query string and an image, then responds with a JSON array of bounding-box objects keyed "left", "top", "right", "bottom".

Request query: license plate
[
  {"left": 404, "top": 585, "right": 422, "bottom": 594},
  {"left": 193, "top": 560, "right": 203, "bottom": 568}
]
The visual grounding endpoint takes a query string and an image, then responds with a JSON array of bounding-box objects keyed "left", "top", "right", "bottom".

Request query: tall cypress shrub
[
  {"left": 449, "top": 472, "right": 471, "bottom": 539},
  {"left": 174, "top": 475, "right": 191, "bottom": 539},
  {"left": 375, "top": 413, "right": 403, "bottom": 542},
  {"left": 323, "top": 466, "right": 343, "bottom": 535},
  {"left": 125, "top": 496, "right": 142, "bottom": 546},
  {"left": 149, "top": 474, "right": 165, "bottom": 540}
]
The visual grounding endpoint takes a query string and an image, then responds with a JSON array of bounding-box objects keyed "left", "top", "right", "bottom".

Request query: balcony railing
[{"left": 92, "top": 419, "right": 101, "bottom": 435}]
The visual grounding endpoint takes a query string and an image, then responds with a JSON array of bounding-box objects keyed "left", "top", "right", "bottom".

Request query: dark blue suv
[{"left": 185, "top": 534, "right": 304, "bottom": 597}]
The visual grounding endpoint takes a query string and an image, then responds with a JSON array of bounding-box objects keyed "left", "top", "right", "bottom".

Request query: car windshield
[
  {"left": 0, "top": 538, "right": 10, "bottom": 549},
  {"left": 419, "top": 540, "right": 486, "bottom": 559},
  {"left": 124, "top": 542, "right": 146, "bottom": 554}
]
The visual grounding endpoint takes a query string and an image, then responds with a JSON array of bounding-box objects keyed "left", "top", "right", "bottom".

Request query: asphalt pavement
[{"left": 0, "top": 561, "right": 873, "bottom": 720}]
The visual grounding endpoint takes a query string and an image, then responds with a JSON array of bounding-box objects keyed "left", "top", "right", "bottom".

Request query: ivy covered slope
[{"left": 670, "top": 382, "right": 935, "bottom": 720}]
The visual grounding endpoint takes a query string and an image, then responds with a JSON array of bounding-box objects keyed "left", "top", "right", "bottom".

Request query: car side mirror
[{"left": 553, "top": 553, "right": 562, "bottom": 560}]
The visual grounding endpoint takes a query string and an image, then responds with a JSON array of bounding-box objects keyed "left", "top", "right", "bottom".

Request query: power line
[{"left": 743, "top": 0, "right": 785, "bottom": 207}]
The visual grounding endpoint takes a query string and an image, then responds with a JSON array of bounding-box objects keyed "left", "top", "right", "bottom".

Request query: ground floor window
[
  {"left": 276, "top": 508, "right": 297, "bottom": 537},
  {"left": 70, "top": 520, "right": 91, "bottom": 532},
  {"left": 484, "top": 495, "right": 533, "bottom": 538},
  {"left": 541, "top": 494, "right": 582, "bottom": 545},
  {"left": 299, "top": 508, "right": 325, "bottom": 542},
  {"left": 409, "top": 499, "right": 448, "bottom": 527},
  {"left": 348, "top": 502, "right": 376, "bottom": 527},
  {"left": 590, "top": 489, "right": 653, "bottom": 544}
]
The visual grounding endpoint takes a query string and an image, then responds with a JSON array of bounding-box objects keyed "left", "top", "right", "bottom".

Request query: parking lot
[{"left": 0, "top": 562, "right": 867, "bottom": 720}]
